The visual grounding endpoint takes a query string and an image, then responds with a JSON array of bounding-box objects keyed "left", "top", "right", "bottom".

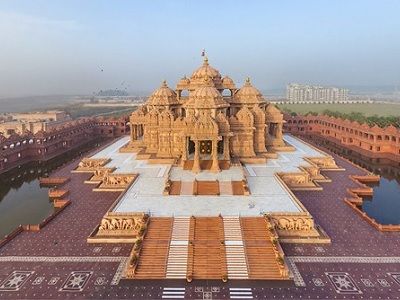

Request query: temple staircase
[
  {"left": 133, "top": 218, "right": 173, "bottom": 279},
  {"left": 166, "top": 217, "right": 190, "bottom": 279},
  {"left": 240, "top": 217, "right": 282, "bottom": 279},
  {"left": 223, "top": 217, "right": 249, "bottom": 279}
]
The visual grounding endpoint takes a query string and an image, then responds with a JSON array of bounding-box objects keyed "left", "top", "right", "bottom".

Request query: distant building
[
  {"left": 0, "top": 115, "right": 129, "bottom": 175},
  {"left": 286, "top": 83, "right": 349, "bottom": 103},
  {"left": 0, "top": 111, "right": 71, "bottom": 137}
]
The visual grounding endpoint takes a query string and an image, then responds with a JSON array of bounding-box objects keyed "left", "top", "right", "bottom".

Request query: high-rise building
[{"left": 286, "top": 83, "right": 349, "bottom": 102}]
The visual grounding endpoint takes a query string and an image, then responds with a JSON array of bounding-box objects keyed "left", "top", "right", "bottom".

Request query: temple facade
[{"left": 128, "top": 57, "right": 285, "bottom": 172}]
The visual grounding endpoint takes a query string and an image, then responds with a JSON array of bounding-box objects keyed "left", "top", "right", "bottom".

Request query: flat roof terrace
[{"left": 89, "top": 134, "right": 328, "bottom": 217}]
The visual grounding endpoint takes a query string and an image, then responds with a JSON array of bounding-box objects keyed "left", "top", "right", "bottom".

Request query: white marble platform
[
  {"left": 169, "top": 166, "right": 244, "bottom": 182},
  {"left": 90, "top": 134, "right": 330, "bottom": 216}
]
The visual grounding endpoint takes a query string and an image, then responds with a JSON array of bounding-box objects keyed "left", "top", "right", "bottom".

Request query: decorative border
[
  {"left": 289, "top": 256, "right": 400, "bottom": 263},
  {"left": 287, "top": 256, "right": 400, "bottom": 287},
  {"left": 0, "top": 256, "right": 127, "bottom": 262},
  {"left": 111, "top": 257, "right": 129, "bottom": 285}
]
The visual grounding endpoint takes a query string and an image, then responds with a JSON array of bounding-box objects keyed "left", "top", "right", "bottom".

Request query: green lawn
[{"left": 276, "top": 103, "right": 400, "bottom": 117}]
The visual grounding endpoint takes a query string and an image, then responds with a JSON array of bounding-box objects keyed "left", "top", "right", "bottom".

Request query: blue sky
[{"left": 0, "top": 0, "right": 399, "bottom": 97}]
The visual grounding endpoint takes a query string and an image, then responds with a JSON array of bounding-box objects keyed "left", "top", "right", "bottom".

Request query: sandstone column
[
  {"left": 210, "top": 139, "right": 220, "bottom": 173},
  {"left": 192, "top": 140, "right": 201, "bottom": 173},
  {"left": 131, "top": 125, "right": 137, "bottom": 140},
  {"left": 181, "top": 137, "right": 188, "bottom": 166},
  {"left": 276, "top": 123, "right": 283, "bottom": 140},
  {"left": 223, "top": 136, "right": 230, "bottom": 160}
]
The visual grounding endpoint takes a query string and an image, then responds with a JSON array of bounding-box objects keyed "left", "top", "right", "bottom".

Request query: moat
[
  {"left": 1, "top": 135, "right": 399, "bottom": 238},
  {"left": 310, "top": 137, "right": 400, "bottom": 225},
  {"left": 0, "top": 140, "right": 106, "bottom": 237}
]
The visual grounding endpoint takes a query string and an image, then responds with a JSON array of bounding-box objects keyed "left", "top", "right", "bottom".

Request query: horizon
[{"left": 0, "top": 1, "right": 400, "bottom": 98}]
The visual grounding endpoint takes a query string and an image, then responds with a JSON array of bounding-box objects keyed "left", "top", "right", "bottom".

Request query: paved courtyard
[
  {"left": 0, "top": 135, "right": 399, "bottom": 299},
  {"left": 111, "top": 134, "right": 327, "bottom": 216}
]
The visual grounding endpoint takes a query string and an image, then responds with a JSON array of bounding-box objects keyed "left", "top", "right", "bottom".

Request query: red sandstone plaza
[{"left": 0, "top": 59, "right": 400, "bottom": 299}]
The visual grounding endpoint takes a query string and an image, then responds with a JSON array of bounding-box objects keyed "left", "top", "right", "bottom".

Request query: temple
[
  {"left": 68, "top": 57, "right": 345, "bottom": 282},
  {"left": 126, "top": 57, "right": 288, "bottom": 173}
]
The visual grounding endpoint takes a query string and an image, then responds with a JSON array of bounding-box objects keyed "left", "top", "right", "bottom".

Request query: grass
[
  {"left": 47, "top": 103, "right": 136, "bottom": 119},
  {"left": 276, "top": 103, "right": 400, "bottom": 117}
]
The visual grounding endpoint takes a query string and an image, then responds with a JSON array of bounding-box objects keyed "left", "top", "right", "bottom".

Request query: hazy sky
[{"left": 0, "top": 0, "right": 399, "bottom": 97}]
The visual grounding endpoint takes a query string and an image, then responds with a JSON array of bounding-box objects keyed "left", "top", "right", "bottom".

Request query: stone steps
[
  {"left": 166, "top": 217, "right": 190, "bottom": 279},
  {"left": 223, "top": 217, "right": 249, "bottom": 279}
]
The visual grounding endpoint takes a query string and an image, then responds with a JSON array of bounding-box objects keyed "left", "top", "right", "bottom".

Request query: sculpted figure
[
  {"left": 295, "top": 218, "right": 304, "bottom": 230},
  {"left": 100, "top": 218, "right": 111, "bottom": 230},
  {"left": 111, "top": 218, "right": 120, "bottom": 230},
  {"left": 277, "top": 218, "right": 290, "bottom": 230},
  {"left": 124, "top": 218, "right": 134, "bottom": 229}
]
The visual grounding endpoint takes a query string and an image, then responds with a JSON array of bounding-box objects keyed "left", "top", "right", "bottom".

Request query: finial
[
  {"left": 203, "top": 56, "right": 209, "bottom": 66},
  {"left": 162, "top": 80, "right": 167, "bottom": 87},
  {"left": 245, "top": 77, "right": 251, "bottom": 85}
]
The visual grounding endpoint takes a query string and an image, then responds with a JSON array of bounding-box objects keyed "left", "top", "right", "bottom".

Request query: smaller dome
[
  {"left": 265, "top": 104, "right": 283, "bottom": 122},
  {"left": 222, "top": 76, "right": 235, "bottom": 88},
  {"left": 234, "top": 77, "right": 264, "bottom": 104},
  {"left": 177, "top": 75, "right": 190, "bottom": 91},
  {"left": 178, "top": 75, "right": 190, "bottom": 85},
  {"left": 265, "top": 103, "right": 281, "bottom": 114},
  {"left": 148, "top": 80, "right": 178, "bottom": 106}
]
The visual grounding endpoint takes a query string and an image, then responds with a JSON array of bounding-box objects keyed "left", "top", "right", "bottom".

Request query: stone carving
[
  {"left": 308, "top": 156, "right": 338, "bottom": 169},
  {"left": 103, "top": 175, "right": 132, "bottom": 186},
  {"left": 97, "top": 214, "right": 148, "bottom": 236},
  {"left": 90, "top": 167, "right": 114, "bottom": 182},
  {"left": 280, "top": 172, "right": 311, "bottom": 187},
  {"left": 275, "top": 217, "right": 313, "bottom": 231},
  {"left": 98, "top": 174, "right": 137, "bottom": 190},
  {"left": 76, "top": 158, "right": 110, "bottom": 171}
]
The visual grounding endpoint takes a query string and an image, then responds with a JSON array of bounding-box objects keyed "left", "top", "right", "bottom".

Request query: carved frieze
[
  {"left": 98, "top": 173, "right": 137, "bottom": 190},
  {"left": 97, "top": 213, "right": 148, "bottom": 237},
  {"left": 75, "top": 158, "right": 110, "bottom": 172},
  {"left": 267, "top": 213, "right": 318, "bottom": 237},
  {"left": 279, "top": 172, "right": 311, "bottom": 187},
  {"left": 307, "top": 156, "right": 338, "bottom": 169}
]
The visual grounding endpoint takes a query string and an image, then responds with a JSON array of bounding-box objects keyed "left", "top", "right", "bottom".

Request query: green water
[{"left": 0, "top": 139, "right": 105, "bottom": 238}]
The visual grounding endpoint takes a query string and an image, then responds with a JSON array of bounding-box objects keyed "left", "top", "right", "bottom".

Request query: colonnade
[
  {"left": 182, "top": 136, "right": 230, "bottom": 173},
  {"left": 131, "top": 124, "right": 144, "bottom": 141}
]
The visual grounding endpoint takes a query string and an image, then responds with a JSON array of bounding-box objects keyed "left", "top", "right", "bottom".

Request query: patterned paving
[{"left": 0, "top": 136, "right": 399, "bottom": 299}]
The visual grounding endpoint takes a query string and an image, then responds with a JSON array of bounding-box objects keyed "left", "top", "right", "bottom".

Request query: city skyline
[{"left": 0, "top": 0, "right": 400, "bottom": 97}]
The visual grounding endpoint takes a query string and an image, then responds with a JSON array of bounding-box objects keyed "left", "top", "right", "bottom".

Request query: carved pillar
[
  {"left": 181, "top": 137, "right": 188, "bottom": 166},
  {"left": 223, "top": 136, "right": 230, "bottom": 160},
  {"left": 210, "top": 139, "right": 220, "bottom": 173},
  {"left": 192, "top": 140, "right": 201, "bottom": 173},
  {"left": 276, "top": 123, "right": 283, "bottom": 140},
  {"left": 131, "top": 125, "right": 137, "bottom": 141},
  {"left": 136, "top": 125, "right": 140, "bottom": 138}
]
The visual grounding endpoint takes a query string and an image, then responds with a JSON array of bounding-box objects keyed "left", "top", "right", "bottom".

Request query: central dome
[
  {"left": 191, "top": 57, "right": 222, "bottom": 80},
  {"left": 185, "top": 76, "right": 229, "bottom": 109}
]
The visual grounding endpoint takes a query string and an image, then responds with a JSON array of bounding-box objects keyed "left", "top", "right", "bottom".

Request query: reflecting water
[
  {"left": 0, "top": 139, "right": 105, "bottom": 238},
  {"left": 0, "top": 169, "right": 53, "bottom": 237},
  {"left": 362, "top": 177, "right": 400, "bottom": 225},
  {"left": 309, "top": 136, "right": 400, "bottom": 225}
]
